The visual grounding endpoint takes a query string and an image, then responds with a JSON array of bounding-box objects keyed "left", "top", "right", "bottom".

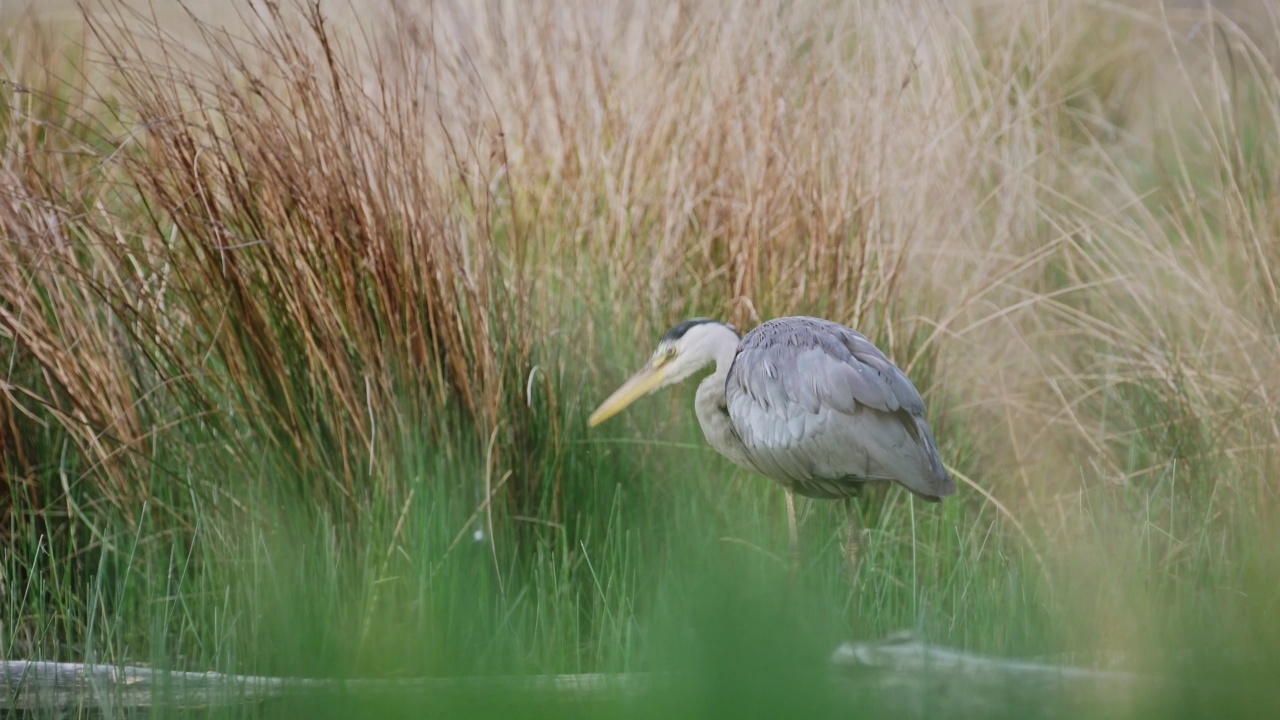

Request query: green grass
[
  {"left": 5, "top": 386, "right": 1279, "bottom": 718},
  {"left": 4, "top": 0, "right": 1280, "bottom": 718}
]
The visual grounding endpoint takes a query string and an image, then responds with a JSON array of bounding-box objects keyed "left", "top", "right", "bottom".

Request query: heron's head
[{"left": 588, "top": 318, "right": 740, "bottom": 427}]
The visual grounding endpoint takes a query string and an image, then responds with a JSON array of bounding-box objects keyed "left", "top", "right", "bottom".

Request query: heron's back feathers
[{"left": 724, "top": 317, "right": 955, "bottom": 500}]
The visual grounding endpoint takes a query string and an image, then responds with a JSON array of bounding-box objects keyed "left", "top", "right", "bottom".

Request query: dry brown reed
[{"left": 1, "top": 13, "right": 147, "bottom": 515}]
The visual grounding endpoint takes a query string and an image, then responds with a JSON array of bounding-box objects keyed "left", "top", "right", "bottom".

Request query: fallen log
[
  {"left": 2, "top": 633, "right": 1158, "bottom": 712},
  {"left": 829, "top": 632, "right": 1163, "bottom": 716},
  {"left": 831, "top": 631, "right": 1157, "bottom": 685}
]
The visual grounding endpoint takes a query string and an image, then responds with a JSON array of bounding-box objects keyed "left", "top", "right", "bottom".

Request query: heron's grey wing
[{"left": 726, "top": 317, "right": 955, "bottom": 499}]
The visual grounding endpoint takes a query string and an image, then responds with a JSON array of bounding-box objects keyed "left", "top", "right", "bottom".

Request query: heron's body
[{"left": 589, "top": 315, "right": 955, "bottom": 573}]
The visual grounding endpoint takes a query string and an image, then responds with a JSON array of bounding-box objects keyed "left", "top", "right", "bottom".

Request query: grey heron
[{"left": 588, "top": 316, "right": 955, "bottom": 575}]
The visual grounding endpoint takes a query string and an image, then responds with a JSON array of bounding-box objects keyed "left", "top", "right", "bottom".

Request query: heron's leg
[
  {"left": 785, "top": 487, "right": 800, "bottom": 571},
  {"left": 844, "top": 497, "right": 860, "bottom": 581}
]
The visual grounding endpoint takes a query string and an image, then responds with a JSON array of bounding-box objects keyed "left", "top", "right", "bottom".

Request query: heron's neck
[
  {"left": 693, "top": 334, "right": 758, "bottom": 475},
  {"left": 711, "top": 334, "right": 739, "bottom": 378},
  {"left": 692, "top": 334, "right": 739, "bottom": 402}
]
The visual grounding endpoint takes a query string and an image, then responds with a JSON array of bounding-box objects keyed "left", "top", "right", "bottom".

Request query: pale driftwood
[
  {"left": 1, "top": 661, "right": 299, "bottom": 710},
  {"left": 829, "top": 632, "right": 1162, "bottom": 717},
  {"left": 0, "top": 661, "right": 654, "bottom": 711},
  {"left": 831, "top": 631, "right": 1156, "bottom": 685},
  {"left": 3, "top": 633, "right": 1157, "bottom": 712}
]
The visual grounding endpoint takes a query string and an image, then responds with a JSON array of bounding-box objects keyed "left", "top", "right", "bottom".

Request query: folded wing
[{"left": 725, "top": 317, "right": 954, "bottom": 500}]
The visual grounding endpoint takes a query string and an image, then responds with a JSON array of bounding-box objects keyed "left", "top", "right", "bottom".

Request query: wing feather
[{"left": 725, "top": 317, "right": 954, "bottom": 499}]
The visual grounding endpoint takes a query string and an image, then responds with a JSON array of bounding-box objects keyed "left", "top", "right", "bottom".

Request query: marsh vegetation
[{"left": 2, "top": 1, "right": 1278, "bottom": 717}]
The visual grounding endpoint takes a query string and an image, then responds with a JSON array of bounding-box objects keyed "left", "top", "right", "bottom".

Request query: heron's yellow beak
[{"left": 588, "top": 363, "right": 668, "bottom": 427}]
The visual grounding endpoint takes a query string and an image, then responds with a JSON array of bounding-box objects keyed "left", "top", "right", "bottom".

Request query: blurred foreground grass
[{"left": 2, "top": 0, "right": 1279, "bottom": 717}]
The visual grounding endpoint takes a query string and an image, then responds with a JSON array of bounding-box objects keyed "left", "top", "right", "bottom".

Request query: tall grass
[{"left": 2, "top": 0, "right": 1279, "bottom": 717}]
